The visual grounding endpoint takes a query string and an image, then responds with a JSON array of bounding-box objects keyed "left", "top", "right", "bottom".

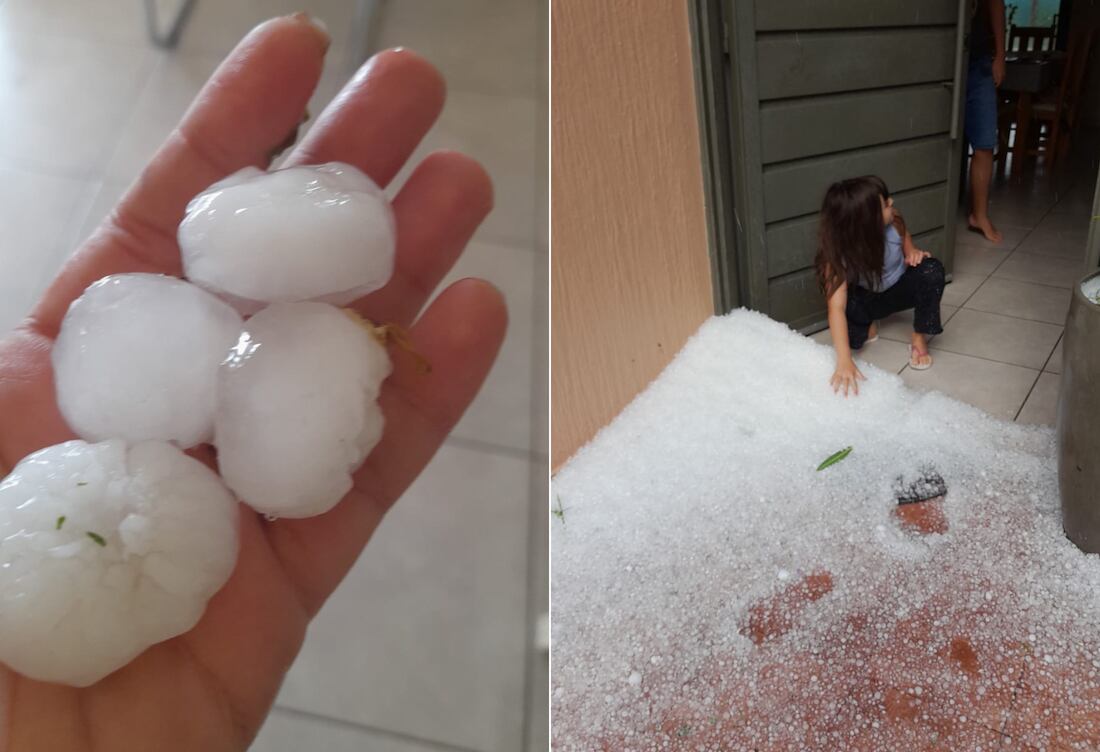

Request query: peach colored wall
[{"left": 551, "top": 0, "right": 714, "bottom": 469}]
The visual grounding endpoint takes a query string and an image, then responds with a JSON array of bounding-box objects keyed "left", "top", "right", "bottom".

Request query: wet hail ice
[
  {"left": 551, "top": 310, "right": 1098, "bottom": 750},
  {"left": 0, "top": 440, "right": 238, "bottom": 686},
  {"left": 52, "top": 273, "right": 243, "bottom": 448},
  {"left": 178, "top": 162, "right": 396, "bottom": 314},
  {"left": 0, "top": 157, "right": 401, "bottom": 686},
  {"left": 215, "top": 302, "right": 391, "bottom": 518}
]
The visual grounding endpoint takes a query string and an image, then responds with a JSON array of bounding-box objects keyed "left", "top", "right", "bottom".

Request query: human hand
[
  {"left": 993, "top": 54, "right": 1006, "bottom": 87},
  {"left": 0, "top": 15, "right": 503, "bottom": 752},
  {"left": 830, "top": 358, "right": 866, "bottom": 397},
  {"left": 904, "top": 247, "right": 931, "bottom": 267}
]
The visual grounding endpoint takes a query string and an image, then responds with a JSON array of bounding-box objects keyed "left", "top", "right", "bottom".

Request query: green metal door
[{"left": 718, "top": 0, "right": 971, "bottom": 331}]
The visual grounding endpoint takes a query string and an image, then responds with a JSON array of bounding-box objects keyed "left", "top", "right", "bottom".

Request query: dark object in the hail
[{"left": 894, "top": 468, "right": 947, "bottom": 505}]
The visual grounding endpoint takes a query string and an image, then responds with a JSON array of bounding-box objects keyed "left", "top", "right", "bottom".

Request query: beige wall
[{"left": 551, "top": 0, "right": 714, "bottom": 469}]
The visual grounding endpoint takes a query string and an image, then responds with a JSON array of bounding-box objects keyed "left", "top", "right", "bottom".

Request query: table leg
[{"left": 1012, "top": 91, "right": 1033, "bottom": 180}]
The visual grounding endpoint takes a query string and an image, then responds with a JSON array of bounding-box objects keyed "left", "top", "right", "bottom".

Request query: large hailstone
[
  {"left": 0, "top": 440, "right": 239, "bottom": 686},
  {"left": 52, "top": 274, "right": 243, "bottom": 448},
  {"left": 178, "top": 162, "right": 396, "bottom": 314},
  {"left": 215, "top": 302, "right": 392, "bottom": 518}
]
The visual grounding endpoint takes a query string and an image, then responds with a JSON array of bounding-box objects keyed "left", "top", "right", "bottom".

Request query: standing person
[
  {"left": 815, "top": 177, "right": 947, "bottom": 397},
  {"left": 965, "top": 0, "right": 1007, "bottom": 243}
]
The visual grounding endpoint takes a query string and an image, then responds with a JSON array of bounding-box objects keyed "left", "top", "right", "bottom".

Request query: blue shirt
[{"left": 875, "top": 225, "right": 905, "bottom": 292}]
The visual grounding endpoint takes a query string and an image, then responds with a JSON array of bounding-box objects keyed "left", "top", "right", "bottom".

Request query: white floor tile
[
  {"left": 1045, "top": 336, "right": 1064, "bottom": 374},
  {"left": 952, "top": 243, "right": 1011, "bottom": 277},
  {"left": 0, "top": 0, "right": 149, "bottom": 47},
  {"left": 854, "top": 338, "right": 913, "bottom": 374},
  {"left": 1048, "top": 187, "right": 1097, "bottom": 216},
  {"left": 942, "top": 272, "right": 986, "bottom": 307},
  {"left": 173, "top": 0, "right": 360, "bottom": 62},
  {"left": 964, "top": 277, "right": 1072, "bottom": 325},
  {"left": 277, "top": 444, "right": 530, "bottom": 752},
  {"left": 992, "top": 251, "right": 1087, "bottom": 289},
  {"left": 252, "top": 709, "right": 439, "bottom": 752},
  {"left": 66, "top": 180, "right": 131, "bottom": 255},
  {"left": 1016, "top": 371, "right": 1061, "bottom": 427},
  {"left": 0, "top": 31, "right": 154, "bottom": 177},
  {"left": 1031, "top": 209, "right": 1094, "bottom": 235},
  {"left": 376, "top": 0, "right": 541, "bottom": 97},
  {"left": 104, "top": 53, "right": 223, "bottom": 183},
  {"left": 899, "top": 349, "right": 1040, "bottom": 421},
  {"left": 931, "top": 308, "right": 1061, "bottom": 370},
  {"left": 1014, "top": 223, "right": 1091, "bottom": 260},
  {"left": 0, "top": 166, "right": 95, "bottom": 334}
]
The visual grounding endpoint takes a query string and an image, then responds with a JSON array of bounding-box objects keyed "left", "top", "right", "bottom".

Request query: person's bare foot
[
  {"left": 868, "top": 322, "right": 878, "bottom": 341},
  {"left": 968, "top": 213, "right": 1003, "bottom": 244}
]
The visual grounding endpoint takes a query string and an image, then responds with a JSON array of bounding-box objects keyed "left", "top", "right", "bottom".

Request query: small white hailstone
[
  {"left": 0, "top": 440, "right": 238, "bottom": 687},
  {"left": 53, "top": 274, "right": 242, "bottom": 448},
  {"left": 178, "top": 162, "right": 396, "bottom": 313},
  {"left": 215, "top": 302, "right": 392, "bottom": 518}
]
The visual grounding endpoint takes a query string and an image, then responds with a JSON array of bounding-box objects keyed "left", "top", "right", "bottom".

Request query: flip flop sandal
[{"left": 909, "top": 345, "right": 933, "bottom": 370}]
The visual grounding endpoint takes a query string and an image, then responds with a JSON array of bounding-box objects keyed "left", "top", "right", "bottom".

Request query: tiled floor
[
  {"left": 812, "top": 140, "right": 1099, "bottom": 426},
  {"left": 0, "top": 1, "right": 547, "bottom": 750}
]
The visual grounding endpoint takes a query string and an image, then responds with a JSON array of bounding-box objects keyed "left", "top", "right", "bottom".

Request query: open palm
[{"left": 0, "top": 16, "right": 505, "bottom": 751}]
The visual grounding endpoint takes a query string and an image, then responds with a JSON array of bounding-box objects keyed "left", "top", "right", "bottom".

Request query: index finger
[{"left": 30, "top": 14, "right": 329, "bottom": 338}]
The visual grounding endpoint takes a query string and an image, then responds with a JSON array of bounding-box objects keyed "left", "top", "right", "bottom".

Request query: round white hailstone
[
  {"left": 52, "top": 274, "right": 243, "bottom": 448},
  {"left": 178, "top": 162, "right": 396, "bottom": 314},
  {"left": 215, "top": 302, "right": 392, "bottom": 518},
  {"left": 0, "top": 439, "right": 239, "bottom": 687}
]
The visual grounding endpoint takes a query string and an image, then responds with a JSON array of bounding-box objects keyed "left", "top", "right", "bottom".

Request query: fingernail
[{"left": 288, "top": 11, "right": 330, "bottom": 50}]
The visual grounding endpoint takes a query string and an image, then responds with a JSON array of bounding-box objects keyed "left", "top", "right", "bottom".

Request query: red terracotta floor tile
[
  {"left": 563, "top": 547, "right": 1099, "bottom": 751},
  {"left": 1006, "top": 656, "right": 1100, "bottom": 751},
  {"left": 740, "top": 570, "right": 834, "bottom": 645},
  {"left": 895, "top": 496, "right": 949, "bottom": 535}
]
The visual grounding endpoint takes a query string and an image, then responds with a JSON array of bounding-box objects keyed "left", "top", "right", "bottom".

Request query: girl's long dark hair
[{"left": 814, "top": 176, "right": 890, "bottom": 298}]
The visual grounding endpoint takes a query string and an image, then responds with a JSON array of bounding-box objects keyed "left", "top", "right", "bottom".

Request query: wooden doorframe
[
  {"left": 688, "top": 0, "right": 741, "bottom": 314},
  {"left": 689, "top": 0, "right": 771, "bottom": 315}
]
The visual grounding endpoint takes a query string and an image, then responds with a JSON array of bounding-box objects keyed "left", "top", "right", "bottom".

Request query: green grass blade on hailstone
[{"left": 817, "top": 446, "right": 853, "bottom": 472}]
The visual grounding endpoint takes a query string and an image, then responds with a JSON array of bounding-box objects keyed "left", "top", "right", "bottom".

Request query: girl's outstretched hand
[{"left": 830, "top": 358, "right": 866, "bottom": 397}]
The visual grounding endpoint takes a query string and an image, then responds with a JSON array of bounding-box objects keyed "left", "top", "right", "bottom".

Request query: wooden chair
[
  {"left": 995, "top": 91, "right": 1018, "bottom": 167},
  {"left": 1025, "top": 28, "right": 1096, "bottom": 161},
  {"left": 1008, "top": 24, "right": 1057, "bottom": 54}
]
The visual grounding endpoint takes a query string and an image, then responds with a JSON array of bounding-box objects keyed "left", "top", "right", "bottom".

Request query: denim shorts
[{"left": 965, "top": 56, "right": 997, "bottom": 151}]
